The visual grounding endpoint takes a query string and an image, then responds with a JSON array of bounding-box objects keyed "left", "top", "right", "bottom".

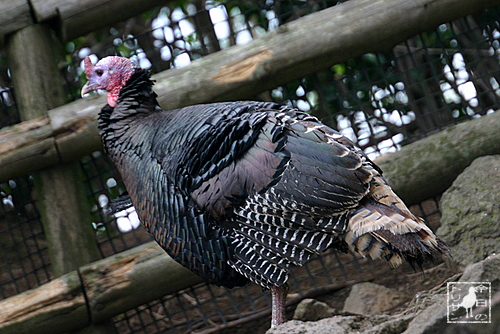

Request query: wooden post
[{"left": 6, "top": 24, "right": 114, "bottom": 333}]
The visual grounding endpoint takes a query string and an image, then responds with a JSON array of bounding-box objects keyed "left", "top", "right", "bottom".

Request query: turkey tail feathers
[{"left": 344, "top": 198, "right": 448, "bottom": 268}]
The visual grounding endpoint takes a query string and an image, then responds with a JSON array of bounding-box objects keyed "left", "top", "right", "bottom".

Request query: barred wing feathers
[
  {"left": 176, "top": 104, "right": 395, "bottom": 288},
  {"left": 179, "top": 104, "right": 446, "bottom": 287}
]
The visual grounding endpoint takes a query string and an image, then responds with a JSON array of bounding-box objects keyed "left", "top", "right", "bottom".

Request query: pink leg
[{"left": 271, "top": 285, "right": 287, "bottom": 327}]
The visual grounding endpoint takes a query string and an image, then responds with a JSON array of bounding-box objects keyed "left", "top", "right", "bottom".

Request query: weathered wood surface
[
  {"left": 0, "top": 271, "right": 88, "bottom": 334},
  {"left": 0, "top": 242, "right": 203, "bottom": 334},
  {"left": 81, "top": 243, "right": 204, "bottom": 323},
  {"left": 30, "top": 0, "right": 168, "bottom": 42},
  {"left": 0, "top": 0, "right": 32, "bottom": 46},
  {"left": 0, "top": 0, "right": 166, "bottom": 46},
  {"left": 0, "top": 116, "right": 61, "bottom": 176},
  {"left": 375, "top": 111, "right": 500, "bottom": 206},
  {"left": 6, "top": 24, "right": 66, "bottom": 121},
  {"left": 0, "top": 97, "right": 104, "bottom": 180},
  {"left": 1, "top": 0, "right": 499, "bottom": 47},
  {"left": 1, "top": 0, "right": 499, "bottom": 183}
]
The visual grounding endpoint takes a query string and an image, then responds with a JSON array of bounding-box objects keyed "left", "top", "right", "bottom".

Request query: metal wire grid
[
  {"left": 0, "top": 176, "right": 51, "bottom": 299},
  {"left": 57, "top": 0, "right": 347, "bottom": 102},
  {"left": 80, "top": 152, "right": 154, "bottom": 257},
  {"left": 391, "top": 15, "right": 500, "bottom": 135},
  {"left": 270, "top": 10, "right": 500, "bottom": 158},
  {"left": 0, "top": 1, "right": 498, "bottom": 333}
]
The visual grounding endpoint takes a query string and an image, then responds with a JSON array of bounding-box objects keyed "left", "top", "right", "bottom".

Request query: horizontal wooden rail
[
  {"left": 1, "top": 0, "right": 499, "bottom": 185},
  {"left": 1, "top": 0, "right": 498, "bottom": 47},
  {"left": 0, "top": 0, "right": 168, "bottom": 46},
  {"left": 0, "top": 242, "right": 203, "bottom": 334},
  {"left": 375, "top": 111, "right": 500, "bottom": 205}
]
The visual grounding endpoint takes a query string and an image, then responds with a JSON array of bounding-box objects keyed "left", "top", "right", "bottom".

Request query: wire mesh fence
[{"left": 0, "top": 0, "right": 499, "bottom": 333}]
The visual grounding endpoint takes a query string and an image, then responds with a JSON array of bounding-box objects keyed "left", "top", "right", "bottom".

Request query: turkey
[{"left": 82, "top": 56, "right": 448, "bottom": 327}]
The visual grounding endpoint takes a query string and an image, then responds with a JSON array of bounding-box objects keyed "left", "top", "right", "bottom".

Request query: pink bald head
[{"left": 81, "top": 56, "right": 138, "bottom": 107}]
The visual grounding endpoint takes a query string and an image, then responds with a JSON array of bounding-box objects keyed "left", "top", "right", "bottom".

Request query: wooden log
[
  {"left": 1, "top": 0, "right": 499, "bottom": 183},
  {"left": 80, "top": 242, "right": 204, "bottom": 323},
  {"left": 0, "top": 0, "right": 167, "bottom": 47},
  {"left": 47, "top": 97, "right": 104, "bottom": 161},
  {"left": 152, "top": 0, "right": 500, "bottom": 110},
  {"left": 0, "top": 98, "right": 105, "bottom": 183},
  {"left": 374, "top": 111, "right": 500, "bottom": 206},
  {"left": 6, "top": 24, "right": 67, "bottom": 121},
  {"left": 30, "top": 0, "right": 168, "bottom": 42},
  {"left": 0, "top": 271, "right": 88, "bottom": 334},
  {"left": 0, "top": 242, "right": 203, "bottom": 334},
  {"left": 6, "top": 23, "right": 112, "bottom": 333},
  {"left": 0, "top": 116, "right": 61, "bottom": 177},
  {"left": 1, "top": 0, "right": 498, "bottom": 47},
  {"left": 0, "top": 0, "right": 32, "bottom": 47}
]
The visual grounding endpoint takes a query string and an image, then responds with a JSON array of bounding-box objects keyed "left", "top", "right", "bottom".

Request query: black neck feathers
[
  {"left": 97, "top": 68, "right": 159, "bottom": 151},
  {"left": 118, "top": 69, "right": 157, "bottom": 103}
]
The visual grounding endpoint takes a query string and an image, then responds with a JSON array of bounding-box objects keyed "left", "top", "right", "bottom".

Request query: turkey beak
[{"left": 81, "top": 81, "right": 99, "bottom": 97}]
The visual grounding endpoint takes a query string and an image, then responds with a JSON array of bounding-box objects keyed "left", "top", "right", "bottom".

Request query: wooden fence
[{"left": 0, "top": 0, "right": 499, "bottom": 333}]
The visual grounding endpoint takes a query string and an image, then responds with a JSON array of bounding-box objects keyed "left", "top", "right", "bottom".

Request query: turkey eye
[{"left": 96, "top": 69, "right": 104, "bottom": 76}]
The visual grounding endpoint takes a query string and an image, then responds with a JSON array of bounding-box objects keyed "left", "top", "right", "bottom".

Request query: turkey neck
[
  {"left": 97, "top": 69, "right": 162, "bottom": 157},
  {"left": 96, "top": 68, "right": 172, "bottom": 241}
]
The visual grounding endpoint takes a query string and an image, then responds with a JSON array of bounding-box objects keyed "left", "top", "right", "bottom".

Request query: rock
[
  {"left": 362, "top": 314, "right": 415, "bottom": 334},
  {"left": 293, "top": 298, "right": 335, "bottom": 321},
  {"left": 267, "top": 255, "right": 500, "bottom": 334},
  {"left": 266, "top": 318, "right": 351, "bottom": 334},
  {"left": 343, "top": 282, "right": 406, "bottom": 315},
  {"left": 403, "top": 254, "right": 500, "bottom": 334},
  {"left": 460, "top": 253, "right": 500, "bottom": 294},
  {"left": 438, "top": 155, "right": 500, "bottom": 267},
  {"left": 267, "top": 314, "right": 415, "bottom": 334},
  {"left": 402, "top": 295, "right": 448, "bottom": 334}
]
